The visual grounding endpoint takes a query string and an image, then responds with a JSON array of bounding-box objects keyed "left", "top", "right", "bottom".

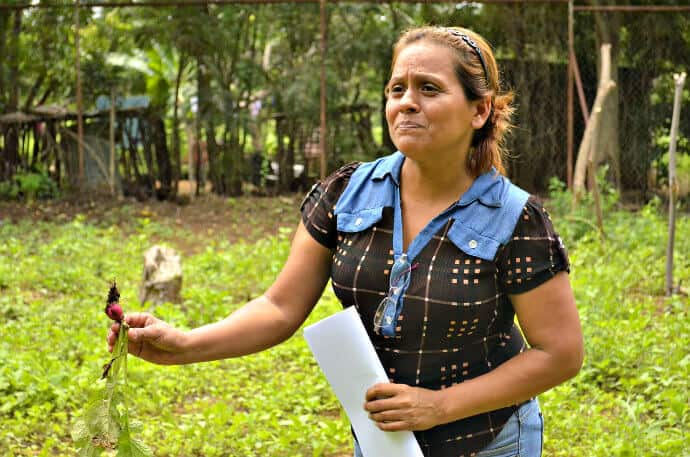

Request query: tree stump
[{"left": 139, "top": 245, "right": 182, "bottom": 306}]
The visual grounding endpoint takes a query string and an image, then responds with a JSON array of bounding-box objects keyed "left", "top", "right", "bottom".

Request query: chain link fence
[{"left": 0, "top": 2, "right": 688, "bottom": 200}]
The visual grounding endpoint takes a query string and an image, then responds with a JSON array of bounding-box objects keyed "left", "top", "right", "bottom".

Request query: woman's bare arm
[
  {"left": 365, "top": 271, "right": 584, "bottom": 431},
  {"left": 109, "top": 221, "right": 333, "bottom": 365}
]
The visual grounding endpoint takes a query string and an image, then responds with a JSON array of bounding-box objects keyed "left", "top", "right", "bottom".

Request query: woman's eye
[
  {"left": 421, "top": 84, "right": 438, "bottom": 93},
  {"left": 389, "top": 85, "right": 404, "bottom": 94}
]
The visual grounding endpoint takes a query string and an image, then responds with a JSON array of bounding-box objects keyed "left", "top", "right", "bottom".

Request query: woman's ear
[{"left": 471, "top": 97, "right": 492, "bottom": 130}]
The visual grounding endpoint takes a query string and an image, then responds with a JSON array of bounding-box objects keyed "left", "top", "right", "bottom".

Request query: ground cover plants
[{"left": 0, "top": 192, "right": 688, "bottom": 456}]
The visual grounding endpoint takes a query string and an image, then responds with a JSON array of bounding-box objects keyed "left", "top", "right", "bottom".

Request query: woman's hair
[{"left": 390, "top": 26, "right": 514, "bottom": 176}]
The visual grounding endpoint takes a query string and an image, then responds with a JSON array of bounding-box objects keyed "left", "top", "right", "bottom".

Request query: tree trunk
[
  {"left": 151, "top": 114, "right": 172, "bottom": 200},
  {"left": 8, "top": 10, "right": 20, "bottom": 112},
  {"left": 591, "top": 0, "right": 622, "bottom": 189},
  {"left": 216, "top": 13, "right": 248, "bottom": 197},
  {"left": 0, "top": 11, "right": 9, "bottom": 111},
  {"left": 193, "top": 59, "right": 205, "bottom": 196},
  {"left": 275, "top": 111, "right": 286, "bottom": 193},
  {"left": 140, "top": 115, "right": 155, "bottom": 194},
  {"left": 223, "top": 93, "right": 248, "bottom": 197},
  {"left": 23, "top": 73, "right": 46, "bottom": 111},
  {"left": 171, "top": 54, "right": 186, "bottom": 198},
  {"left": 198, "top": 53, "right": 225, "bottom": 196},
  {"left": 2, "top": 10, "right": 22, "bottom": 180},
  {"left": 49, "top": 122, "right": 61, "bottom": 187},
  {"left": 278, "top": 117, "right": 296, "bottom": 193},
  {"left": 574, "top": 45, "right": 616, "bottom": 197}
]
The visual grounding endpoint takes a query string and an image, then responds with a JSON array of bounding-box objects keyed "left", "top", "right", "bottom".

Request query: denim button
[
  {"left": 469, "top": 239, "right": 478, "bottom": 249},
  {"left": 355, "top": 217, "right": 363, "bottom": 226}
]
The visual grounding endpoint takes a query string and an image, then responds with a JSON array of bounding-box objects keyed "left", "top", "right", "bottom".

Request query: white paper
[{"left": 303, "top": 306, "right": 424, "bottom": 457}]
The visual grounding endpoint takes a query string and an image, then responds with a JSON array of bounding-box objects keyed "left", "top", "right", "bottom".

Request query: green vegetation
[
  {"left": 3, "top": 3, "right": 690, "bottom": 196},
  {"left": 0, "top": 172, "right": 60, "bottom": 201},
  {"left": 0, "top": 194, "right": 688, "bottom": 456},
  {"left": 0, "top": 207, "right": 349, "bottom": 457}
]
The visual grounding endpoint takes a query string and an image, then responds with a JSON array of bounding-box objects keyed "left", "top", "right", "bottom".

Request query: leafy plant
[
  {"left": 71, "top": 283, "right": 152, "bottom": 457},
  {"left": 0, "top": 172, "right": 59, "bottom": 201},
  {"left": 546, "top": 165, "right": 620, "bottom": 245},
  {"left": 649, "top": 148, "right": 690, "bottom": 200},
  {"left": 1, "top": 195, "right": 687, "bottom": 456}
]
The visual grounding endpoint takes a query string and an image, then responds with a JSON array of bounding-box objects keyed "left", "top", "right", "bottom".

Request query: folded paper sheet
[{"left": 303, "top": 306, "right": 424, "bottom": 457}]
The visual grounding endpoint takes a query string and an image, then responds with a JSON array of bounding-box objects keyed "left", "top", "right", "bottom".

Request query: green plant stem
[{"left": 116, "top": 323, "right": 130, "bottom": 434}]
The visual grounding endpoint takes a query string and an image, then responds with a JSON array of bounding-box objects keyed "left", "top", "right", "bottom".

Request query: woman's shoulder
[
  {"left": 322, "top": 161, "right": 361, "bottom": 187},
  {"left": 301, "top": 162, "right": 361, "bottom": 210},
  {"left": 312, "top": 161, "right": 362, "bottom": 202},
  {"left": 512, "top": 194, "right": 563, "bottom": 239}
]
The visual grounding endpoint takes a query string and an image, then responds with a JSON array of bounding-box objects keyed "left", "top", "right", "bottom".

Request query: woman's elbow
[{"left": 560, "top": 337, "right": 585, "bottom": 380}]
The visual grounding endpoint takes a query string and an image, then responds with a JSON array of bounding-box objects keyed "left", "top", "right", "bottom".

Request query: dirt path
[{"left": 0, "top": 191, "right": 304, "bottom": 251}]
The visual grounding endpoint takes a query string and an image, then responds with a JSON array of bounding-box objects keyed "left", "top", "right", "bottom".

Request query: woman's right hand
[{"left": 107, "top": 312, "right": 188, "bottom": 365}]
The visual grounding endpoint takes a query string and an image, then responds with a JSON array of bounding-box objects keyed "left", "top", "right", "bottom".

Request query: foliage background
[
  {"left": 0, "top": 1, "right": 688, "bottom": 196},
  {"left": 0, "top": 185, "right": 689, "bottom": 456},
  {"left": 0, "top": 1, "right": 689, "bottom": 456}
]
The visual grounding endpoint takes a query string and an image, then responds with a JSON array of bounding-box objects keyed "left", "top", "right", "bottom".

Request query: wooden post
[
  {"left": 319, "top": 0, "right": 327, "bottom": 181},
  {"left": 587, "top": 151, "right": 605, "bottom": 239},
  {"left": 665, "top": 72, "right": 686, "bottom": 296},
  {"left": 75, "top": 0, "right": 85, "bottom": 188},
  {"left": 109, "top": 88, "right": 116, "bottom": 195},
  {"left": 566, "top": 0, "right": 574, "bottom": 189},
  {"left": 571, "top": 52, "right": 589, "bottom": 124}
]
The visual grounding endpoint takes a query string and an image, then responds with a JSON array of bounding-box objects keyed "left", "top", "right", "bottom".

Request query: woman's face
[{"left": 385, "top": 41, "right": 483, "bottom": 163}]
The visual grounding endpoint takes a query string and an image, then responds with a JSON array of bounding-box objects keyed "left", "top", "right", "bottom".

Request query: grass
[{"left": 0, "top": 191, "right": 688, "bottom": 456}]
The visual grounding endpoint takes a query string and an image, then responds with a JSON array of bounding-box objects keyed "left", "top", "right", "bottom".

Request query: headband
[{"left": 447, "top": 29, "right": 490, "bottom": 85}]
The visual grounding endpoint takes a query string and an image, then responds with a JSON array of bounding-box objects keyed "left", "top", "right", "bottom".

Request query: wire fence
[{"left": 0, "top": 2, "right": 688, "bottom": 200}]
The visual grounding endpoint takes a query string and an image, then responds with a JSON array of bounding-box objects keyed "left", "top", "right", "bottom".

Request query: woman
[{"left": 108, "top": 26, "right": 583, "bottom": 457}]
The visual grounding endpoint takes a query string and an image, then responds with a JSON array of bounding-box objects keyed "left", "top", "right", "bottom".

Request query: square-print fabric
[{"left": 300, "top": 161, "right": 569, "bottom": 457}]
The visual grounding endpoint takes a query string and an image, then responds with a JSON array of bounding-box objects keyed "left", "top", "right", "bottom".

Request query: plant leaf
[
  {"left": 117, "top": 428, "right": 154, "bottom": 457},
  {"left": 73, "top": 304, "right": 152, "bottom": 455}
]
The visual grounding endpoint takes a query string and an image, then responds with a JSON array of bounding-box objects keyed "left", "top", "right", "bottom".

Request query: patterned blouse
[{"left": 300, "top": 161, "right": 569, "bottom": 457}]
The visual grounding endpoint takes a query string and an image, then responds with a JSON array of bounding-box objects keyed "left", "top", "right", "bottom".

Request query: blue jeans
[
  {"left": 353, "top": 399, "right": 543, "bottom": 457},
  {"left": 475, "top": 398, "right": 543, "bottom": 457}
]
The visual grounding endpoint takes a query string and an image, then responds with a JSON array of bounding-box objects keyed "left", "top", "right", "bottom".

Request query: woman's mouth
[{"left": 396, "top": 121, "right": 423, "bottom": 130}]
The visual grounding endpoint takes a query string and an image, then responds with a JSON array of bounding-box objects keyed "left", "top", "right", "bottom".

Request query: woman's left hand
[{"left": 364, "top": 383, "right": 446, "bottom": 431}]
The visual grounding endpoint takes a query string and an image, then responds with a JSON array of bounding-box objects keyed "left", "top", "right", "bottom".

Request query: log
[
  {"left": 139, "top": 245, "right": 183, "bottom": 306},
  {"left": 573, "top": 43, "right": 616, "bottom": 197}
]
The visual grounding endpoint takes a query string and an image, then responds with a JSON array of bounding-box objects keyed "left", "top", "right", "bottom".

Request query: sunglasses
[{"left": 373, "top": 253, "right": 419, "bottom": 336}]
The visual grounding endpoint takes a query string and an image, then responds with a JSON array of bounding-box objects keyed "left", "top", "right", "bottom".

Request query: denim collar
[
  {"left": 371, "top": 151, "right": 405, "bottom": 186},
  {"left": 370, "top": 151, "right": 503, "bottom": 208}
]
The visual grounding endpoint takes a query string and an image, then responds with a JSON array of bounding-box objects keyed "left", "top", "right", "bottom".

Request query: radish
[
  {"left": 72, "top": 281, "right": 152, "bottom": 456},
  {"left": 105, "top": 282, "right": 124, "bottom": 323}
]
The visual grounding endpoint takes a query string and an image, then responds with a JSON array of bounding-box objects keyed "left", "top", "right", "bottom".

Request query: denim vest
[{"left": 334, "top": 151, "right": 529, "bottom": 263}]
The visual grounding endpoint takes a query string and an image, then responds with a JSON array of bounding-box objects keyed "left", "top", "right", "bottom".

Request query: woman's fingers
[
  {"left": 374, "top": 420, "right": 409, "bottom": 432},
  {"left": 364, "top": 383, "right": 445, "bottom": 431},
  {"left": 364, "top": 383, "right": 407, "bottom": 411},
  {"left": 107, "top": 322, "right": 121, "bottom": 352},
  {"left": 365, "top": 382, "right": 402, "bottom": 400},
  {"left": 124, "top": 312, "right": 157, "bottom": 328},
  {"left": 106, "top": 312, "right": 183, "bottom": 364},
  {"left": 106, "top": 312, "right": 158, "bottom": 352}
]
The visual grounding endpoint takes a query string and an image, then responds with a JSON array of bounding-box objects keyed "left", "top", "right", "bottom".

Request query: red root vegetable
[
  {"left": 73, "top": 281, "right": 152, "bottom": 456},
  {"left": 106, "top": 303, "right": 123, "bottom": 322},
  {"left": 105, "top": 281, "right": 123, "bottom": 323}
]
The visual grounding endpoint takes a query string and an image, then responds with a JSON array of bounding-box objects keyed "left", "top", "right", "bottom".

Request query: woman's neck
[{"left": 400, "top": 155, "right": 476, "bottom": 205}]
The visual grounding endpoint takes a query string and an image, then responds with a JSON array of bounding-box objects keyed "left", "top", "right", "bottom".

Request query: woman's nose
[{"left": 399, "top": 89, "right": 420, "bottom": 113}]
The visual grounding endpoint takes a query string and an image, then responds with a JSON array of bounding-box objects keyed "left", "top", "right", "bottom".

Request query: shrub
[{"left": 0, "top": 172, "right": 59, "bottom": 201}]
